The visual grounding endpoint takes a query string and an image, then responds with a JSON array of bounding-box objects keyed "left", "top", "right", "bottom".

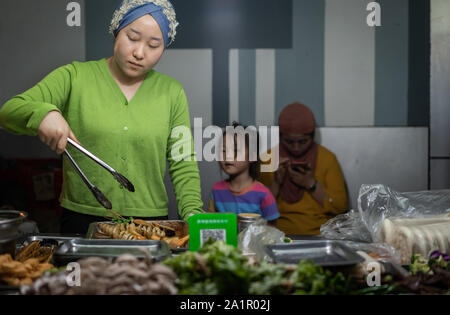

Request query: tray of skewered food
[{"left": 86, "top": 218, "right": 190, "bottom": 250}]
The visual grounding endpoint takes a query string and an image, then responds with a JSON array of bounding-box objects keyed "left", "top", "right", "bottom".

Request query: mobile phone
[
  {"left": 291, "top": 161, "right": 309, "bottom": 172},
  {"left": 279, "top": 159, "right": 290, "bottom": 166},
  {"left": 291, "top": 161, "right": 308, "bottom": 167}
]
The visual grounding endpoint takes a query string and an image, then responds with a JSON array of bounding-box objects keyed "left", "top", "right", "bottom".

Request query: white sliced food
[
  {"left": 381, "top": 217, "right": 450, "bottom": 263},
  {"left": 380, "top": 218, "right": 395, "bottom": 244},
  {"left": 391, "top": 215, "right": 450, "bottom": 227},
  {"left": 416, "top": 225, "right": 437, "bottom": 256},
  {"left": 410, "top": 226, "right": 428, "bottom": 257},
  {"left": 425, "top": 223, "right": 450, "bottom": 252},
  {"left": 395, "top": 225, "right": 416, "bottom": 263}
]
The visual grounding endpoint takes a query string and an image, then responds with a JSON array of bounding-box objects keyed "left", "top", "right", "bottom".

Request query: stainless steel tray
[
  {"left": 53, "top": 239, "right": 171, "bottom": 264},
  {"left": 86, "top": 220, "right": 190, "bottom": 251},
  {"left": 264, "top": 240, "right": 364, "bottom": 267},
  {"left": 19, "top": 234, "right": 83, "bottom": 248}
]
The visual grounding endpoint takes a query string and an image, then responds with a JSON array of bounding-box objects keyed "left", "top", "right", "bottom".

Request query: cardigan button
[{"left": 123, "top": 126, "right": 128, "bottom": 131}]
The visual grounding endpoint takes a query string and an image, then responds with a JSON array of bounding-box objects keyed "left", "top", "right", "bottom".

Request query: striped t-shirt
[{"left": 209, "top": 180, "right": 280, "bottom": 221}]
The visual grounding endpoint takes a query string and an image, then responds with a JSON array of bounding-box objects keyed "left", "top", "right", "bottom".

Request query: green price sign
[{"left": 188, "top": 213, "right": 238, "bottom": 251}]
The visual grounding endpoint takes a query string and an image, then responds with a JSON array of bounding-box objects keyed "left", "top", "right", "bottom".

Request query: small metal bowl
[{"left": 0, "top": 210, "right": 28, "bottom": 256}]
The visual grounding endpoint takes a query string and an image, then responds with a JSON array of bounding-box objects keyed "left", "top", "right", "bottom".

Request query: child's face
[{"left": 220, "top": 136, "right": 250, "bottom": 176}]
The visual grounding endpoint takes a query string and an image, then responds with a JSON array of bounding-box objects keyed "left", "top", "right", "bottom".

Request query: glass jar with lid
[{"left": 237, "top": 213, "right": 261, "bottom": 233}]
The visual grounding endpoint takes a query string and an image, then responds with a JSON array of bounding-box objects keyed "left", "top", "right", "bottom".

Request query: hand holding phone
[
  {"left": 279, "top": 158, "right": 290, "bottom": 167},
  {"left": 291, "top": 161, "right": 310, "bottom": 173},
  {"left": 274, "top": 158, "right": 290, "bottom": 184}
]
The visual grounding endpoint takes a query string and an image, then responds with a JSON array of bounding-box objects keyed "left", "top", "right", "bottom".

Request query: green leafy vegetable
[
  {"left": 163, "top": 240, "right": 355, "bottom": 295},
  {"left": 410, "top": 254, "right": 431, "bottom": 275},
  {"left": 409, "top": 252, "right": 449, "bottom": 276},
  {"left": 109, "top": 214, "right": 133, "bottom": 225}
]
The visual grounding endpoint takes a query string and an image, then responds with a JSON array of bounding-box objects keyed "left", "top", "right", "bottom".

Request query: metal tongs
[{"left": 63, "top": 138, "right": 135, "bottom": 210}]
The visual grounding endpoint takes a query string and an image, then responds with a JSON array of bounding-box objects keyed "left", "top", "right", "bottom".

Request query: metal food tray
[
  {"left": 18, "top": 234, "right": 83, "bottom": 248},
  {"left": 86, "top": 220, "right": 189, "bottom": 249},
  {"left": 53, "top": 239, "right": 171, "bottom": 264},
  {"left": 264, "top": 240, "right": 364, "bottom": 267},
  {"left": 0, "top": 285, "right": 20, "bottom": 295}
]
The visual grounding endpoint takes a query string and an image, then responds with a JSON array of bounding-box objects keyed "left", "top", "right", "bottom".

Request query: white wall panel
[
  {"left": 318, "top": 127, "right": 428, "bottom": 209},
  {"left": 154, "top": 49, "right": 213, "bottom": 126},
  {"left": 255, "top": 49, "right": 276, "bottom": 126},
  {"left": 229, "top": 49, "right": 239, "bottom": 124},
  {"left": 324, "top": 0, "right": 375, "bottom": 126}
]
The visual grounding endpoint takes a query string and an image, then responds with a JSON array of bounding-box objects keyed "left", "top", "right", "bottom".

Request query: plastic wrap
[
  {"left": 320, "top": 209, "right": 372, "bottom": 242},
  {"left": 335, "top": 240, "right": 402, "bottom": 264},
  {"left": 321, "top": 185, "right": 450, "bottom": 242},
  {"left": 321, "top": 184, "right": 450, "bottom": 264},
  {"left": 320, "top": 214, "right": 402, "bottom": 264},
  {"left": 357, "top": 184, "right": 450, "bottom": 242},
  {"left": 238, "top": 218, "right": 285, "bottom": 261}
]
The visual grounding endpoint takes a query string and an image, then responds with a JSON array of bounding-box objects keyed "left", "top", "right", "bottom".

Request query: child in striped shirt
[{"left": 208, "top": 123, "right": 280, "bottom": 225}]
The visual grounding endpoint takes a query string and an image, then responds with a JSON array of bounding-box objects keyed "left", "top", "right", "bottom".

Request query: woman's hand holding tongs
[
  {"left": 38, "top": 111, "right": 81, "bottom": 154},
  {"left": 38, "top": 111, "right": 134, "bottom": 209}
]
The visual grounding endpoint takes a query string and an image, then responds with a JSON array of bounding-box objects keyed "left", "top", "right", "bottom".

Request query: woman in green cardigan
[{"left": 0, "top": 0, "right": 204, "bottom": 233}]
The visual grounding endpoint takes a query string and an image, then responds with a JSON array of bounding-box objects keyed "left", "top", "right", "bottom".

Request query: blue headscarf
[{"left": 113, "top": 1, "right": 172, "bottom": 47}]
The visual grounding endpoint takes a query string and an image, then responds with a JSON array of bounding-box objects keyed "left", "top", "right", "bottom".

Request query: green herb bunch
[
  {"left": 109, "top": 214, "right": 134, "bottom": 225},
  {"left": 163, "top": 240, "right": 353, "bottom": 295},
  {"left": 163, "top": 240, "right": 251, "bottom": 294}
]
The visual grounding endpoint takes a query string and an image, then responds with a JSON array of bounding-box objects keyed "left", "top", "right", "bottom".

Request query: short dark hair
[{"left": 222, "top": 121, "right": 260, "bottom": 181}]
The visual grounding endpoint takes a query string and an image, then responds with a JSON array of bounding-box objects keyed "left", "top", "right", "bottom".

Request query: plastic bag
[
  {"left": 336, "top": 240, "right": 402, "bottom": 264},
  {"left": 357, "top": 184, "right": 450, "bottom": 243},
  {"left": 321, "top": 184, "right": 450, "bottom": 264},
  {"left": 238, "top": 218, "right": 285, "bottom": 261},
  {"left": 320, "top": 209, "right": 372, "bottom": 242},
  {"left": 320, "top": 210, "right": 402, "bottom": 263},
  {"left": 321, "top": 184, "right": 450, "bottom": 243}
]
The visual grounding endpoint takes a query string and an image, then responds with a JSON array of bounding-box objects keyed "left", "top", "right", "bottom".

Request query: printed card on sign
[{"left": 188, "top": 213, "right": 238, "bottom": 251}]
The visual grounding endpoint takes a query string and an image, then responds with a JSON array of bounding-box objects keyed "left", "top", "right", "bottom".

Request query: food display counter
[{"left": 1, "top": 217, "right": 448, "bottom": 296}]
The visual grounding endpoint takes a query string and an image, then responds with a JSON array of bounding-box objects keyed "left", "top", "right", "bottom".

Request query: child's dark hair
[{"left": 222, "top": 121, "right": 260, "bottom": 180}]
